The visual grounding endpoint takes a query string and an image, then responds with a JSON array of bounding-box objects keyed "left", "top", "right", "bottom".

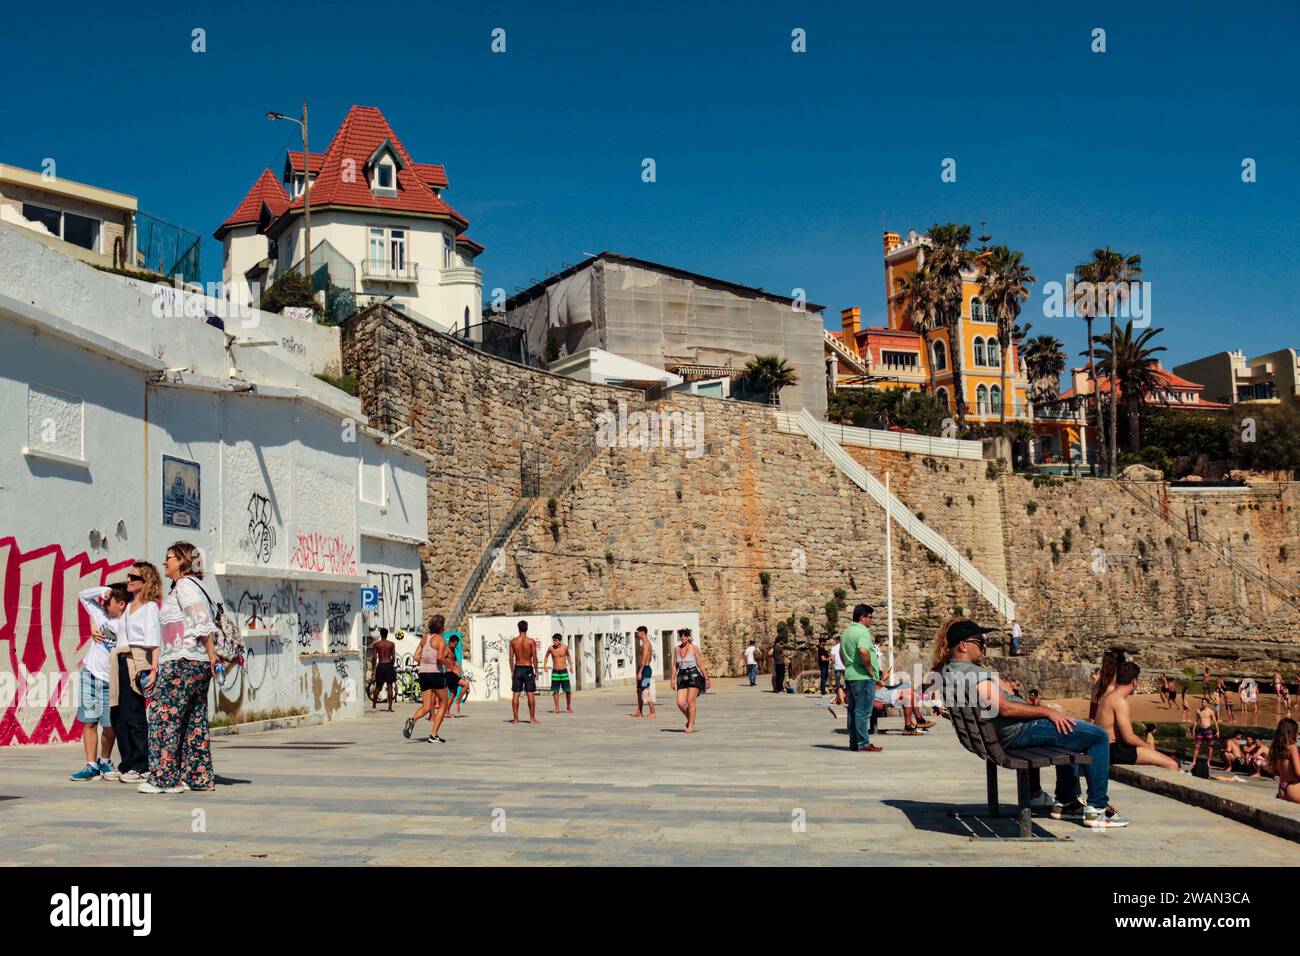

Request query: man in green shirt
[{"left": 840, "top": 604, "right": 882, "bottom": 752}]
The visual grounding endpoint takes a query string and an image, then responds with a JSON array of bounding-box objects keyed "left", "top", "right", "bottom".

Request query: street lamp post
[{"left": 267, "top": 102, "right": 311, "bottom": 284}]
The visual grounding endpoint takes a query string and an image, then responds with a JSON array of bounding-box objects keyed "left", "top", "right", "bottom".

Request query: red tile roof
[
  {"left": 1061, "top": 365, "right": 1230, "bottom": 409},
  {"left": 455, "top": 233, "right": 483, "bottom": 254},
  {"left": 286, "top": 151, "right": 326, "bottom": 175},
  {"left": 272, "top": 106, "right": 468, "bottom": 232},
  {"left": 414, "top": 163, "right": 448, "bottom": 189},
  {"left": 214, "top": 169, "right": 291, "bottom": 239}
]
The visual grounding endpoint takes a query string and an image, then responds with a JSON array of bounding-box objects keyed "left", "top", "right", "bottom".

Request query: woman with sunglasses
[
  {"left": 109, "top": 562, "right": 163, "bottom": 783},
  {"left": 141, "top": 542, "right": 220, "bottom": 794}
]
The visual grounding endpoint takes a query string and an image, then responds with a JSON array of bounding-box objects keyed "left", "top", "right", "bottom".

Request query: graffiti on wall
[
  {"left": 244, "top": 493, "right": 277, "bottom": 563},
  {"left": 605, "top": 632, "right": 630, "bottom": 680},
  {"left": 326, "top": 599, "right": 352, "bottom": 652},
  {"left": 365, "top": 570, "right": 417, "bottom": 633},
  {"left": 290, "top": 533, "right": 357, "bottom": 575},
  {"left": 297, "top": 596, "right": 322, "bottom": 652},
  {"left": 225, "top": 582, "right": 295, "bottom": 694},
  {"left": 0, "top": 537, "right": 134, "bottom": 746}
]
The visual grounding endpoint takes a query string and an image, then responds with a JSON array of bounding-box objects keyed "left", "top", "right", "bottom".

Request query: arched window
[
  {"left": 933, "top": 340, "right": 947, "bottom": 371},
  {"left": 973, "top": 337, "right": 987, "bottom": 367},
  {"left": 970, "top": 296, "right": 986, "bottom": 322},
  {"left": 977, "top": 385, "right": 989, "bottom": 415},
  {"left": 987, "top": 339, "right": 1000, "bottom": 366},
  {"left": 990, "top": 385, "right": 1002, "bottom": 414},
  {"left": 935, "top": 387, "right": 949, "bottom": 410}
]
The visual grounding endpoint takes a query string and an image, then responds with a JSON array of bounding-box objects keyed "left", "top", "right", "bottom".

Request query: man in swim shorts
[
  {"left": 509, "top": 620, "right": 540, "bottom": 724},
  {"left": 544, "top": 633, "right": 575, "bottom": 714}
]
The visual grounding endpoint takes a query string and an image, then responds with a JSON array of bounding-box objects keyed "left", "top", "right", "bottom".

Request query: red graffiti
[
  {"left": 289, "top": 533, "right": 357, "bottom": 576},
  {"left": 0, "top": 537, "right": 134, "bottom": 746}
]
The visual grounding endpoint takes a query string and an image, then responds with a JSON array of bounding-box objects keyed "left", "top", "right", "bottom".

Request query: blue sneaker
[
  {"left": 98, "top": 759, "right": 119, "bottom": 781},
  {"left": 69, "top": 763, "right": 102, "bottom": 782}
]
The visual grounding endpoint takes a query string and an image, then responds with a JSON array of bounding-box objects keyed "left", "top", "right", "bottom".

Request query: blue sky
[{"left": 2, "top": 0, "right": 1296, "bottom": 370}]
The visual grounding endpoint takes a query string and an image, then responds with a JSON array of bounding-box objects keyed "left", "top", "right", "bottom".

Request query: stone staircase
[
  {"left": 791, "top": 408, "right": 1016, "bottom": 622},
  {"left": 446, "top": 441, "right": 605, "bottom": 630}
]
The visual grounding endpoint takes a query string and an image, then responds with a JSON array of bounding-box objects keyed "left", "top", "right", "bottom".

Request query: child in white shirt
[{"left": 69, "top": 583, "right": 128, "bottom": 781}]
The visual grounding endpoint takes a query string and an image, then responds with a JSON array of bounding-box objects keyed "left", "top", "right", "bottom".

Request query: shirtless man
[
  {"left": 370, "top": 627, "right": 397, "bottom": 711},
  {"left": 509, "top": 620, "right": 540, "bottom": 724},
  {"left": 631, "top": 626, "right": 653, "bottom": 717},
  {"left": 1095, "top": 661, "right": 1179, "bottom": 770},
  {"left": 1275, "top": 671, "right": 1291, "bottom": 715},
  {"left": 1215, "top": 676, "right": 1235, "bottom": 720},
  {"left": 544, "top": 633, "right": 575, "bottom": 714},
  {"left": 1190, "top": 696, "right": 1219, "bottom": 769}
]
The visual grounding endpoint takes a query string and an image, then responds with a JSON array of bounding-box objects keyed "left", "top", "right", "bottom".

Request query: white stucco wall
[
  {"left": 0, "top": 225, "right": 426, "bottom": 746},
  {"left": 273, "top": 211, "right": 481, "bottom": 332},
  {"left": 464, "top": 610, "right": 701, "bottom": 701}
]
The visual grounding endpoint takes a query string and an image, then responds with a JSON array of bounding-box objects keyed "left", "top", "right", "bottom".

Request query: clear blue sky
[{"left": 3, "top": 0, "right": 1296, "bottom": 370}]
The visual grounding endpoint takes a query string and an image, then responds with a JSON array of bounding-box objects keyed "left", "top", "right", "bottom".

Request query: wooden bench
[{"left": 946, "top": 704, "right": 1092, "bottom": 840}]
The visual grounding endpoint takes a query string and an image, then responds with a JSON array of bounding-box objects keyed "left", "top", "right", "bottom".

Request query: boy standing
[
  {"left": 1190, "top": 697, "right": 1219, "bottom": 770},
  {"left": 70, "top": 583, "right": 129, "bottom": 781}
]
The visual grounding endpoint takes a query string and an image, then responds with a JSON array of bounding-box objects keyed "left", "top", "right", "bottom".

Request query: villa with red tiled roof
[{"left": 215, "top": 105, "right": 483, "bottom": 330}]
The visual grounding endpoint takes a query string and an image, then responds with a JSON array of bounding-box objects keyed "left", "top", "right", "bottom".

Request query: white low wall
[{"left": 464, "top": 610, "right": 701, "bottom": 701}]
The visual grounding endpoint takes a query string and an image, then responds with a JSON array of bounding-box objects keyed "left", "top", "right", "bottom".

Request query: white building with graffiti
[
  {"left": 465, "top": 610, "right": 701, "bottom": 701},
  {"left": 0, "top": 223, "right": 427, "bottom": 746}
]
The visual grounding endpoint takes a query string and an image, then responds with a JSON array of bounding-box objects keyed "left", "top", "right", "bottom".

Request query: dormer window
[{"left": 367, "top": 139, "right": 405, "bottom": 197}]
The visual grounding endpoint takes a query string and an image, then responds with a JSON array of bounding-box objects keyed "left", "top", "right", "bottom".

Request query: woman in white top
[
  {"left": 141, "top": 542, "right": 219, "bottom": 795},
  {"left": 110, "top": 561, "right": 162, "bottom": 783}
]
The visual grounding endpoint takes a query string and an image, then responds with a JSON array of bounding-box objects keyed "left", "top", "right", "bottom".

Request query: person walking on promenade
[
  {"left": 744, "top": 639, "right": 759, "bottom": 687},
  {"left": 404, "top": 616, "right": 449, "bottom": 741},
  {"left": 672, "top": 628, "right": 709, "bottom": 733},
  {"left": 371, "top": 627, "right": 397, "bottom": 711},
  {"left": 770, "top": 637, "right": 785, "bottom": 693},
  {"left": 632, "top": 626, "right": 653, "bottom": 715},
  {"left": 817, "top": 639, "right": 830, "bottom": 695},
  {"left": 545, "top": 633, "right": 576, "bottom": 714}
]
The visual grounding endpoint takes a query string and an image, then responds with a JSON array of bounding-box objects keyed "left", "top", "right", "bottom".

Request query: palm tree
[
  {"left": 894, "top": 263, "right": 945, "bottom": 393},
  {"left": 1093, "top": 321, "right": 1167, "bottom": 453},
  {"left": 1021, "top": 334, "right": 1067, "bottom": 406},
  {"left": 1075, "top": 248, "right": 1143, "bottom": 475},
  {"left": 742, "top": 355, "right": 798, "bottom": 405},
  {"left": 979, "top": 245, "right": 1036, "bottom": 425},
  {"left": 926, "top": 223, "right": 975, "bottom": 428}
]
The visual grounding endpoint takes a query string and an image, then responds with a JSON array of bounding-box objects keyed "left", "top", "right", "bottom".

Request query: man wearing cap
[
  {"left": 939, "top": 619, "right": 1128, "bottom": 828},
  {"left": 841, "top": 604, "right": 882, "bottom": 753}
]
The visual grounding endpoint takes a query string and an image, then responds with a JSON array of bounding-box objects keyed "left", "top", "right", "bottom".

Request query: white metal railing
[
  {"left": 362, "top": 259, "right": 419, "bottom": 282},
  {"left": 772, "top": 411, "right": 984, "bottom": 461},
  {"left": 792, "top": 408, "right": 1016, "bottom": 622}
]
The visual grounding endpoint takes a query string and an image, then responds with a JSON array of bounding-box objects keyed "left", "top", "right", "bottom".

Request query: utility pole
[{"left": 267, "top": 102, "right": 312, "bottom": 284}]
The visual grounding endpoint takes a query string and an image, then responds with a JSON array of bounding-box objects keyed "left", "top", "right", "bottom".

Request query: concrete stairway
[{"left": 791, "top": 408, "right": 1017, "bottom": 622}]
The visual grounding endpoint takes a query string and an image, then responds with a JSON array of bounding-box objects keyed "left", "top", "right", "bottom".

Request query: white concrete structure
[
  {"left": 547, "top": 347, "right": 684, "bottom": 388},
  {"left": 465, "top": 609, "right": 701, "bottom": 701},
  {"left": 0, "top": 224, "right": 428, "bottom": 746},
  {"left": 217, "top": 106, "right": 484, "bottom": 332}
]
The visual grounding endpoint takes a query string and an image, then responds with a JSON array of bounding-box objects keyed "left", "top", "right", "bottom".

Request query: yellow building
[{"left": 828, "top": 231, "right": 1033, "bottom": 425}]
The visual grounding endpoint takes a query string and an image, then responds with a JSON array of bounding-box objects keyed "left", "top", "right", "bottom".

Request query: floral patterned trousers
[{"left": 146, "top": 659, "right": 214, "bottom": 790}]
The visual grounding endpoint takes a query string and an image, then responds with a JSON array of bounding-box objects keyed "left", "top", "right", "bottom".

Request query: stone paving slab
[{"left": 0, "top": 680, "right": 1296, "bottom": 866}]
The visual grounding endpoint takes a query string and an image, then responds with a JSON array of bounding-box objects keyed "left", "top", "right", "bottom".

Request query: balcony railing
[{"left": 362, "top": 259, "right": 419, "bottom": 283}]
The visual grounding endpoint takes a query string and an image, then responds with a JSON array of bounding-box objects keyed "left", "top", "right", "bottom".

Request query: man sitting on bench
[
  {"left": 938, "top": 619, "right": 1130, "bottom": 829},
  {"left": 1095, "top": 661, "right": 1179, "bottom": 771}
]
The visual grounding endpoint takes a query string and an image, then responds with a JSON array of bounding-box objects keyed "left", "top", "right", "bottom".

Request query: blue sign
[{"left": 360, "top": 586, "right": 379, "bottom": 611}]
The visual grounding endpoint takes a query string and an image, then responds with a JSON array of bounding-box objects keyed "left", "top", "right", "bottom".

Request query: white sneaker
[
  {"left": 137, "top": 781, "right": 184, "bottom": 794},
  {"left": 1083, "top": 805, "right": 1130, "bottom": 828},
  {"left": 119, "top": 770, "right": 143, "bottom": 784},
  {"left": 1027, "top": 791, "right": 1054, "bottom": 810}
]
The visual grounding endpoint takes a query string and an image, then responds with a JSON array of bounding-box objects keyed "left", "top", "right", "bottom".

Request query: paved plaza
[{"left": 1, "top": 681, "right": 1295, "bottom": 866}]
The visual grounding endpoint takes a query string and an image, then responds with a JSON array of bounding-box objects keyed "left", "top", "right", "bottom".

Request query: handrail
[
  {"left": 772, "top": 410, "right": 984, "bottom": 461},
  {"left": 792, "top": 408, "right": 1016, "bottom": 622}
]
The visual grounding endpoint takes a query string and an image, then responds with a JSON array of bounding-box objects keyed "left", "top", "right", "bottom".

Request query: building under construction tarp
[{"left": 499, "top": 252, "right": 827, "bottom": 419}]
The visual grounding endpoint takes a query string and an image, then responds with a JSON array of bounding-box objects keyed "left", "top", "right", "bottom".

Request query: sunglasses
[{"left": 127, "top": 573, "right": 144, "bottom": 582}]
